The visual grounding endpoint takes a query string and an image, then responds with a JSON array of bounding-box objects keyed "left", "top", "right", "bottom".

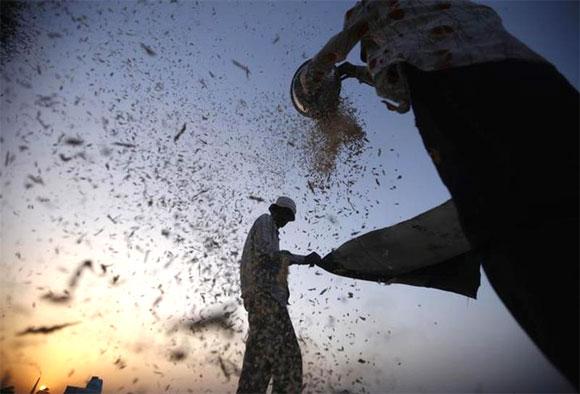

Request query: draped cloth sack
[{"left": 318, "top": 199, "right": 481, "bottom": 298}]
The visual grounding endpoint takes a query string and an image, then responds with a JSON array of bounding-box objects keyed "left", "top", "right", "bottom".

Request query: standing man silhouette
[{"left": 238, "top": 197, "right": 321, "bottom": 393}]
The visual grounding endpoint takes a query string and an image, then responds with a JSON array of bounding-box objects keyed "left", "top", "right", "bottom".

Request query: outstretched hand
[{"left": 304, "top": 252, "right": 322, "bottom": 267}]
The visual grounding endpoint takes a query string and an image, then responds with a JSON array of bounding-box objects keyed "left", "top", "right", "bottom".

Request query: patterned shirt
[
  {"left": 240, "top": 214, "right": 303, "bottom": 305},
  {"left": 305, "top": 0, "right": 546, "bottom": 113}
]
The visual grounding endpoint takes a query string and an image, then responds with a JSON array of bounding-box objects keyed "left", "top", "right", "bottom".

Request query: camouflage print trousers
[{"left": 237, "top": 295, "right": 302, "bottom": 394}]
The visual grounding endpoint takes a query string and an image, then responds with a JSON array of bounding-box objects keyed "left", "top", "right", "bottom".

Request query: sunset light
[{"left": 1, "top": 1, "right": 577, "bottom": 393}]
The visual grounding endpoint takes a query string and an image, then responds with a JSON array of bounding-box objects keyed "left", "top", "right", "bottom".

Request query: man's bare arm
[
  {"left": 284, "top": 251, "right": 321, "bottom": 266},
  {"left": 301, "top": 7, "right": 376, "bottom": 95}
]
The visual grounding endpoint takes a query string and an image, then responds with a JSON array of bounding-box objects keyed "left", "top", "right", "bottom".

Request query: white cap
[{"left": 269, "top": 196, "right": 297, "bottom": 221}]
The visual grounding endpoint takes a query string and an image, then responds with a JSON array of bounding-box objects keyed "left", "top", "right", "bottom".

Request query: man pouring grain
[{"left": 237, "top": 196, "right": 321, "bottom": 394}]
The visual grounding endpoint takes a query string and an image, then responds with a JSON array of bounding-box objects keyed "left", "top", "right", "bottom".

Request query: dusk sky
[{"left": 1, "top": 1, "right": 578, "bottom": 393}]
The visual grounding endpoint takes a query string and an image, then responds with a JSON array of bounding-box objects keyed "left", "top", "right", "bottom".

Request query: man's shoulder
[
  {"left": 253, "top": 213, "right": 273, "bottom": 227},
  {"left": 248, "top": 213, "right": 273, "bottom": 232}
]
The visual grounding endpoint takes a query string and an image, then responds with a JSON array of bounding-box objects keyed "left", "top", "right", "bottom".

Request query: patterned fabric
[
  {"left": 240, "top": 214, "right": 298, "bottom": 305},
  {"left": 305, "top": 0, "right": 546, "bottom": 113}
]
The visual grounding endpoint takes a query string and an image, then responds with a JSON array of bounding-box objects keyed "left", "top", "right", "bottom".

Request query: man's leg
[
  {"left": 237, "top": 298, "right": 275, "bottom": 394},
  {"left": 271, "top": 304, "right": 302, "bottom": 394}
]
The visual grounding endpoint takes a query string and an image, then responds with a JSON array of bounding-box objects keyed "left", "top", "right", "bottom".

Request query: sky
[{"left": 0, "top": 1, "right": 578, "bottom": 393}]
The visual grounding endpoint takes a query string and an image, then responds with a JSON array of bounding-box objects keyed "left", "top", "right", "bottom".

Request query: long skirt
[{"left": 406, "top": 59, "right": 579, "bottom": 388}]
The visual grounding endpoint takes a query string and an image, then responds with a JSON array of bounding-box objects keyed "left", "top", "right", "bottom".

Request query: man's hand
[
  {"left": 337, "top": 62, "right": 374, "bottom": 86},
  {"left": 304, "top": 252, "right": 322, "bottom": 267},
  {"left": 337, "top": 61, "right": 357, "bottom": 80}
]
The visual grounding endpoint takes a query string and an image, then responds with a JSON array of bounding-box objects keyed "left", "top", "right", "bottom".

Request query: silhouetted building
[{"left": 63, "top": 377, "right": 103, "bottom": 394}]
